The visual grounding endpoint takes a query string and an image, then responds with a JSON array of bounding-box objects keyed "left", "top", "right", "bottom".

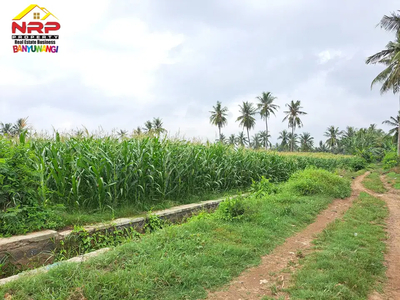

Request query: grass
[
  {"left": 0, "top": 169, "right": 351, "bottom": 299},
  {"left": 386, "top": 171, "right": 400, "bottom": 189},
  {"left": 287, "top": 192, "right": 388, "bottom": 299},
  {"left": 59, "top": 189, "right": 242, "bottom": 228},
  {"left": 362, "top": 172, "right": 386, "bottom": 193}
]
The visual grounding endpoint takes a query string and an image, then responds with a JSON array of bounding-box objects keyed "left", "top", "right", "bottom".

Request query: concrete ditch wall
[{"left": 0, "top": 197, "right": 230, "bottom": 283}]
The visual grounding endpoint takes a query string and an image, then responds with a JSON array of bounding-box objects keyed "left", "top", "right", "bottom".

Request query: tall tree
[
  {"left": 228, "top": 134, "right": 236, "bottom": 146},
  {"left": 209, "top": 101, "right": 228, "bottom": 142},
  {"left": 299, "top": 132, "right": 314, "bottom": 152},
  {"left": 282, "top": 100, "right": 307, "bottom": 151},
  {"left": 236, "top": 101, "right": 257, "bottom": 146},
  {"left": 366, "top": 11, "right": 400, "bottom": 155},
  {"left": 143, "top": 120, "right": 153, "bottom": 133},
  {"left": 236, "top": 131, "right": 247, "bottom": 147},
  {"left": 258, "top": 130, "right": 271, "bottom": 150},
  {"left": 134, "top": 126, "right": 143, "bottom": 135},
  {"left": 324, "top": 126, "right": 342, "bottom": 152},
  {"left": 256, "top": 92, "right": 279, "bottom": 149},
  {"left": 382, "top": 111, "right": 400, "bottom": 144},
  {"left": 152, "top": 117, "right": 166, "bottom": 135},
  {"left": 0, "top": 123, "right": 14, "bottom": 136},
  {"left": 278, "top": 130, "right": 289, "bottom": 151},
  {"left": 13, "top": 117, "right": 29, "bottom": 135}
]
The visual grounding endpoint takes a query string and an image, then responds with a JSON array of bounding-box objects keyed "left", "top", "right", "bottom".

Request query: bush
[
  {"left": 250, "top": 176, "right": 278, "bottom": 198},
  {"left": 217, "top": 196, "right": 246, "bottom": 221},
  {"left": 0, "top": 140, "right": 40, "bottom": 209},
  {"left": 349, "top": 157, "right": 367, "bottom": 171},
  {"left": 0, "top": 205, "right": 64, "bottom": 237},
  {"left": 284, "top": 168, "right": 351, "bottom": 199},
  {"left": 382, "top": 152, "right": 399, "bottom": 170}
]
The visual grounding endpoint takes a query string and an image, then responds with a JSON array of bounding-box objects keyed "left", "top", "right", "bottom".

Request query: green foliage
[
  {"left": 250, "top": 176, "right": 278, "bottom": 198},
  {"left": 216, "top": 196, "right": 246, "bottom": 221},
  {"left": 0, "top": 139, "right": 40, "bottom": 209},
  {"left": 288, "top": 193, "right": 388, "bottom": 299},
  {"left": 144, "top": 213, "right": 164, "bottom": 232},
  {"left": 0, "top": 205, "right": 64, "bottom": 237},
  {"left": 382, "top": 151, "right": 399, "bottom": 170},
  {"left": 284, "top": 168, "right": 351, "bottom": 198},
  {"left": 349, "top": 156, "right": 367, "bottom": 171}
]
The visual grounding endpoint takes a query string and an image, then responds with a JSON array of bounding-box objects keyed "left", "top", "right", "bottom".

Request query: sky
[{"left": 0, "top": 0, "right": 399, "bottom": 144}]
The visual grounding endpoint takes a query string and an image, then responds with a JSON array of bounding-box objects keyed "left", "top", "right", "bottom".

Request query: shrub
[
  {"left": 0, "top": 205, "right": 64, "bottom": 237},
  {"left": 217, "top": 196, "right": 246, "bottom": 221},
  {"left": 349, "top": 157, "right": 367, "bottom": 171},
  {"left": 0, "top": 141, "right": 40, "bottom": 209},
  {"left": 284, "top": 168, "right": 351, "bottom": 199},
  {"left": 250, "top": 176, "right": 278, "bottom": 198},
  {"left": 382, "top": 152, "right": 399, "bottom": 170}
]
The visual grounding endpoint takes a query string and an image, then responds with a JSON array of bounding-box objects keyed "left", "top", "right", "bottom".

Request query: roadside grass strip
[
  {"left": 0, "top": 169, "right": 351, "bottom": 300},
  {"left": 386, "top": 171, "right": 400, "bottom": 189},
  {"left": 362, "top": 172, "right": 386, "bottom": 193},
  {"left": 288, "top": 192, "right": 388, "bottom": 299}
]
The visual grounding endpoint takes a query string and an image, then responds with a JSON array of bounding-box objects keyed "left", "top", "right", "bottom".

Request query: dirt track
[{"left": 207, "top": 173, "right": 368, "bottom": 300}]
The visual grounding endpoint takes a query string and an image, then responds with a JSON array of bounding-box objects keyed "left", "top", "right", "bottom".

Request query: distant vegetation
[{"left": 209, "top": 95, "right": 397, "bottom": 163}]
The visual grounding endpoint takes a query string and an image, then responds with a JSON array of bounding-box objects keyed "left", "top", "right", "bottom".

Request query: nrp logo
[{"left": 12, "top": 5, "right": 61, "bottom": 53}]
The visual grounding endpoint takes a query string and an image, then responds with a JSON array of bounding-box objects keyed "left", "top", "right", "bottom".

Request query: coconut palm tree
[
  {"left": 278, "top": 130, "right": 290, "bottom": 151},
  {"left": 366, "top": 12, "right": 400, "bottom": 155},
  {"left": 0, "top": 123, "right": 15, "bottom": 136},
  {"left": 228, "top": 134, "right": 236, "bottom": 146},
  {"left": 236, "top": 101, "right": 257, "bottom": 146},
  {"left": 316, "top": 140, "right": 329, "bottom": 152},
  {"left": 219, "top": 133, "right": 227, "bottom": 144},
  {"left": 256, "top": 92, "right": 279, "bottom": 149},
  {"left": 324, "top": 126, "right": 342, "bottom": 152},
  {"left": 143, "top": 120, "right": 153, "bottom": 134},
  {"left": 299, "top": 132, "right": 314, "bottom": 152},
  {"left": 117, "top": 129, "right": 128, "bottom": 139},
  {"left": 251, "top": 133, "right": 262, "bottom": 149},
  {"left": 209, "top": 101, "right": 228, "bottom": 142},
  {"left": 282, "top": 100, "right": 307, "bottom": 151},
  {"left": 152, "top": 117, "right": 166, "bottom": 135},
  {"left": 13, "top": 117, "right": 29, "bottom": 135},
  {"left": 378, "top": 10, "right": 400, "bottom": 32},
  {"left": 382, "top": 111, "right": 400, "bottom": 143},
  {"left": 258, "top": 130, "right": 271, "bottom": 149},
  {"left": 134, "top": 126, "right": 143, "bottom": 135},
  {"left": 236, "top": 131, "right": 247, "bottom": 147}
]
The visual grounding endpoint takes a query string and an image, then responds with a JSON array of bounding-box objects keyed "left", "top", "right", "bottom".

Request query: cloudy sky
[{"left": 0, "top": 0, "right": 399, "bottom": 144}]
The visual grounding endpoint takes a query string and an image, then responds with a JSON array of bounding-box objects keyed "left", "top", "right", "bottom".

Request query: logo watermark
[{"left": 12, "top": 4, "right": 61, "bottom": 53}]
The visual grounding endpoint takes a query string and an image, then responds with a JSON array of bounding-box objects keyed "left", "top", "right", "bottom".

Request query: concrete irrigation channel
[{"left": 0, "top": 194, "right": 247, "bottom": 285}]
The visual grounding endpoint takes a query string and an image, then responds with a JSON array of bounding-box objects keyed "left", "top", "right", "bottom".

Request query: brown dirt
[
  {"left": 368, "top": 175, "right": 400, "bottom": 300},
  {"left": 207, "top": 173, "right": 368, "bottom": 300}
]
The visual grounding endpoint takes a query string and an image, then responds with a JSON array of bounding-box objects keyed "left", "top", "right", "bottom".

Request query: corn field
[{"left": 0, "top": 136, "right": 364, "bottom": 210}]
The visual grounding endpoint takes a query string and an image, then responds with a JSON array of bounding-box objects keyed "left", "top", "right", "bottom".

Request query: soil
[
  {"left": 368, "top": 176, "right": 400, "bottom": 300},
  {"left": 207, "top": 173, "right": 368, "bottom": 300}
]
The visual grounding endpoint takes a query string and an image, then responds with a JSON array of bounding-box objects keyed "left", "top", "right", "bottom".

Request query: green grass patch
[
  {"left": 287, "top": 192, "right": 388, "bottom": 299},
  {"left": 386, "top": 172, "right": 400, "bottom": 189},
  {"left": 362, "top": 172, "right": 386, "bottom": 193},
  {"left": 0, "top": 169, "right": 351, "bottom": 299}
]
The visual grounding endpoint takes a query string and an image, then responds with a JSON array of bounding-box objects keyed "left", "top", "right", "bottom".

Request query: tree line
[
  {"left": 209, "top": 93, "right": 399, "bottom": 161},
  {"left": 210, "top": 93, "right": 307, "bottom": 151}
]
